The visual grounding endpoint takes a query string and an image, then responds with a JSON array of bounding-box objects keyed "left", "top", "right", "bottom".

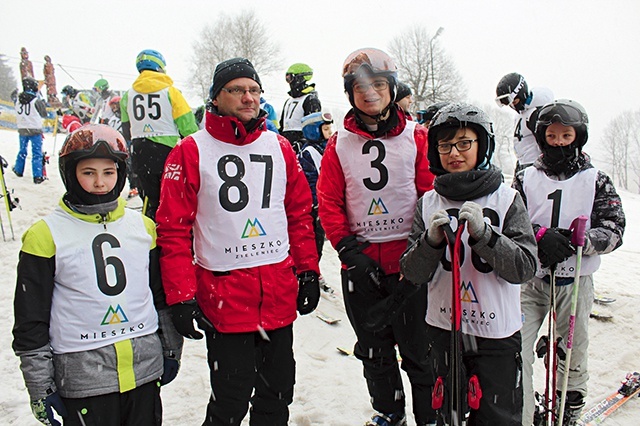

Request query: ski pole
[
  {"left": 542, "top": 264, "right": 557, "bottom": 426},
  {"left": 443, "top": 220, "right": 466, "bottom": 426},
  {"left": 557, "top": 215, "right": 588, "bottom": 426},
  {"left": 0, "top": 156, "right": 15, "bottom": 241}
]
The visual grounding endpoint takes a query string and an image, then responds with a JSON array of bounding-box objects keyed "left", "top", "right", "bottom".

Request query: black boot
[{"left": 556, "top": 391, "right": 585, "bottom": 426}]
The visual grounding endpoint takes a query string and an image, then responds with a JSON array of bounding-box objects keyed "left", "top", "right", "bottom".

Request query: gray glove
[
  {"left": 459, "top": 201, "right": 487, "bottom": 240},
  {"left": 426, "top": 210, "right": 451, "bottom": 246}
]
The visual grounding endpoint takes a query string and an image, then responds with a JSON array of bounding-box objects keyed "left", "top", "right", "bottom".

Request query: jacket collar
[
  {"left": 343, "top": 107, "right": 407, "bottom": 139},
  {"left": 204, "top": 108, "right": 268, "bottom": 145}
]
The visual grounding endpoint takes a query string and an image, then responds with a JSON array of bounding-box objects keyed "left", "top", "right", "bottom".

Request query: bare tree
[
  {"left": 189, "top": 10, "right": 281, "bottom": 102},
  {"left": 603, "top": 109, "right": 640, "bottom": 192},
  {"left": 0, "top": 54, "right": 18, "bottom": 101},
  {"left": 388, "top": 25, "right": 466, "bottom": 112}
]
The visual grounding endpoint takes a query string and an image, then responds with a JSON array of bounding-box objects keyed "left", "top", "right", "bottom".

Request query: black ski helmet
[
  {"left": 59, "top": 124, "right": 128, "bottom": 205},
  {"left": 495, "top": 72, "right": 529, "bottom": 112},
  {"left": 417, "top": 101, "right": 449, "bottom": 125},
  {"left": 534, "top": 99, "right": 589, "bottom": 149},
  {"left": 342, "top": 47, "right": 398, "bottom": 109},
  {"left": 22, "top": 77, "right": 38, "bottom": 93},
  {"left": 427, "top": 103, "right": 495, "bottom": 176},
  {"left": 61, "top": 85, "right": 78, "bottom": 98}
]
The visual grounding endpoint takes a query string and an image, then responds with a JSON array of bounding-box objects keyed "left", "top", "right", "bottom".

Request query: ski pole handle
[{"left": 569, "top": 215, "right": 588, "bottom": 247}]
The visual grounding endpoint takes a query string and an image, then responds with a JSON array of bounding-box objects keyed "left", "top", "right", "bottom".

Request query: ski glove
[
  {"left": 170, "top": 300, "right": 215, "bottom": 340},
  {"left": 459, "top": 201, "right": 487, "bottom": 240},
  {"left": 336, "top": 235, "right": 382, "bottom": 286},
  {"left": 160, "top": 357, "right": 180, "bottom": 386},
  {"left": 537, "top": 227, "right": 575, "bottom": 268},
  {"left": 426, "top": 210, "right": 451, "bottom": 246},
  {"left": 297, "top": 271, "right": 320, "bottom": 315},
  {"left": 31, "top": 391, "right": 67, "bottom": 426}
]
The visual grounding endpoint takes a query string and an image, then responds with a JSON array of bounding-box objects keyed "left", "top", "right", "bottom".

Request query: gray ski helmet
[
  {"left": 427, "top": 103, "right": 495, "bottom": 176},
  {"left": 495, "top": 72, "right": 529, "bottom": 112},
  {"left": 534, "top": 99, "right": 589, "bottom": 150}
]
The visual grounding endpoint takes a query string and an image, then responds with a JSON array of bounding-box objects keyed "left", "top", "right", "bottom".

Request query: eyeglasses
[
  {"left": 436, "top": 139, "right": 477, "bottom": 154},
  {"left": 352, "top": 80, "right": 389, "bottom": 93},
  {"left": 321, "top": 112, "right": 333, "bottom": 123},
  {"left": 220, "top": 87, "right": 264, "bottom": 98},
  {"left": 536, "top": 103, "right": 586, "bottom": 127}
]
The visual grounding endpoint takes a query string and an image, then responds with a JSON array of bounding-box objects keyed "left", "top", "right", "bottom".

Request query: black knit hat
[{"left": 209, "top": 57, "right": 262, "bottom": 101}]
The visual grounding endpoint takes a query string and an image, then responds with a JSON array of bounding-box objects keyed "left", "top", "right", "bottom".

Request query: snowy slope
[{"left": 0, "top": 128, "right": 638, "bottom": 425}]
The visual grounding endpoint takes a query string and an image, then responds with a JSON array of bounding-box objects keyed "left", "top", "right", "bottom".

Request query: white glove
[
  {"left": 426, "top": 210, "right": 451, "bottom": 246},
  {"left": 459, "top": 201, "right": 487, "bottom": 240}
]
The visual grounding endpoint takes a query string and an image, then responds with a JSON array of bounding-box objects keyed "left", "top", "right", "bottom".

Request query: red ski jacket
[
  {"left": 317, "top": 108, "right": 434, "bottom": 275},
  {"left": 156, "top": 110, "right": 319, "bottom": 333}
]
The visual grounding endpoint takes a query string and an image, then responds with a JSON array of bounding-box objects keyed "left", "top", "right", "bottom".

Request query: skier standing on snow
[
  {"left": 120, "top": 49, "right": 198, "bottom": 221},
  {"left": 401, "top": 103, "right": 537, "bottom": 425},
  {"left": 495, "top": 72, "right": 554, "bottom": 175},
  {"left": 316, "top": 47, "right": 435, "bottom": 426},
  {"left": 279, "top": 62, "right": 322, "bottom": 150},
  {"left": 512, "top": 99, "right": 625, "bottom": 426},
  {"left": 156, "top": 57, "right": 320, "bottom": 426},
  {"left": 12, "top": 124, "right": 183, "bottom": 426},
  {"left": 12, "top": 77, "right": 47, "bottom": 184}
]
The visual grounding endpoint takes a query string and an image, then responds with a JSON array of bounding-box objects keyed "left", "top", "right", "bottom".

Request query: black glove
[
  {"left": 170, "top": 300, "right": 215, "bottom": 340},
  {"left": 31, "top": 391, "right": 67, "bottom": 426},
  {"left": 336, "top": 235, "right": 382, "bottom": 286},
  {"left": 537, "top": 228, "right": 575, "bottom": 268},
  {"left": 297, "top": 271, "right": 320, "bottom": 315},
  {"left": 160, "top": 357, "right": 180, "bottom": 385}
]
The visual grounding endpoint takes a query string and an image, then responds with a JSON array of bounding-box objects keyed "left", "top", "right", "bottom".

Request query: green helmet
[
  {"left": 286, "top": 63, "right": 313, "bottom": 81},
  {"left": 93, "top": 78, "right": 109, "bottom": 92}
]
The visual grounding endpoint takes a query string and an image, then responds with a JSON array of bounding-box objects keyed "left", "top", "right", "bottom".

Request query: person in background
[
  {"left": 60, "top": 85, "right": 95, "bottom": 124},
  {"left": 317, "top": 47, "right": 434, "bottom": 426},
  {"left": 156, "top": 57, "right": 320, "bottom": 426},
  {"left": 108, "top": 95, "right": 139, "bottom": 200},
  {"left": 260, "top": 96, "right": 280, "bottom": 133},
  {"left": 12, "top": 124, "right": 183, "bottom": 426},
  {"left": 416, "top": 101, "right": 449, "bottom": 127},
  {"left": 298, "top": 111, "right": 335, "bottom": 293},
  {"left": 512, "top": 99, "right": 625, "bottom": 426},
  {"left": 12, "top": 77, "right": 47, "bottom": 184},
  {"left": 279, "top": 62, "right": 322, "bottom": 150},
  {"left": 91, "top": 78, "right": 117, "bottom": 124},
  {"left": 395, "top": 82, "right": 414, "bottom": 119},
  {"left": 495, "top": 72, "right": 553, "bottom": 174},
  {"left": 121, "top": 49, "right": 198, "bottom": 221},
  {"left": 401, "top": 103, "right": 537, "bottom": 426}
]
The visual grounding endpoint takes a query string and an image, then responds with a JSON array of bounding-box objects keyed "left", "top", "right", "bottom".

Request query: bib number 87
[{"left": 218, "top": 154, "right": 273, "bottom": 212}]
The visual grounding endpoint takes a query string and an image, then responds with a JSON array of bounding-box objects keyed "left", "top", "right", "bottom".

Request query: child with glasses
[
  {"left": 317, "top": 47, "right": 435, "bottom": 426},
  {"left": 512, "top": 99, "right": 625, "bottom": 426},
  {"left": 401, "top": 103, "right": 537, "bottom": 426}
]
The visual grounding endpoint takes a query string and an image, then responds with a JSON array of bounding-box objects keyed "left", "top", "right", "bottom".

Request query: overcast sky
[{"left": 2, "top": 0, "right": 639, "bottom": 164}]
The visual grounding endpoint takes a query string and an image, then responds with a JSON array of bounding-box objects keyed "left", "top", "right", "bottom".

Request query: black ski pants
[
  {"left": 61, "top": 379, "right": 162, "bottom": 426},
  {"left": 202, "top": 325, "right": 295, "bottom": 426},
  {"left": 341, "top": 270, "right": 434, "bottom": 423},
  {"left": 426, "top": 326, "right": 523, "bottom": 426},
  {"left": 130, "top": 138, "right": 172, "bottom": 221}
]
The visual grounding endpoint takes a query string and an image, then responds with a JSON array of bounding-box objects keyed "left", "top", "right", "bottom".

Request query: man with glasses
[
  {"left": 317, "top": 48, "right": 435, "bottom": 426},
  {"left": 495, "top": 72, "right": 553, "bottom": 175},
  {"left": 156, "top": 57, "right": 320, "bottom": 426},
  {"left": 279, "top": 63, "right": 322, "bottom": 151},
  {"left": 121, "top": 49, "right": 198, "bottom": 220}
]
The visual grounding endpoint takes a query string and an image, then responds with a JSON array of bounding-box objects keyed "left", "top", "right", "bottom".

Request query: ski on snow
[{"left": 576, "top": 371, "right": 640, "bottom": 425}]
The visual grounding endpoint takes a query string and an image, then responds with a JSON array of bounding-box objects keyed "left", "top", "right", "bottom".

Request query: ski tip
[
  {"left": 336, "top": 347, "right": 353, "bottom": 356},
  {"left": 590, "top": 311, "right": 613, "bottom": 321}
]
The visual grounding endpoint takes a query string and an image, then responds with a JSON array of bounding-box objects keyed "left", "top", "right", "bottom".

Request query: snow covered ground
[{"left": 0, "top": 128, "right": 638, "bottom": 425}]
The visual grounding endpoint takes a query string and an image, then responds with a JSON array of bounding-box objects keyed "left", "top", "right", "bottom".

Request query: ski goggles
[
  {"left": 60, "top": 124, "right": 128, "bottom": 159},
  {"left": 285, "top": 72, "right": 312, "bottom": 84},
  {"left": 495, "top": 76, "right": 526, "bottom": 107},
  {"left": 321, "top": 112, "right": 333, "bottom": 124},
  {"left": 536, "top": 102, "right": 587, "bottom": 127}
]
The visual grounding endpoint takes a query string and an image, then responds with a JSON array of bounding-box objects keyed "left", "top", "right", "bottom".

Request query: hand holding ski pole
[
  {"left": 459, "top": 201, "right": 487, "bottom": 240},
  {"left": 426, "top": 209, "right": 450, "bottom": 246}
]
